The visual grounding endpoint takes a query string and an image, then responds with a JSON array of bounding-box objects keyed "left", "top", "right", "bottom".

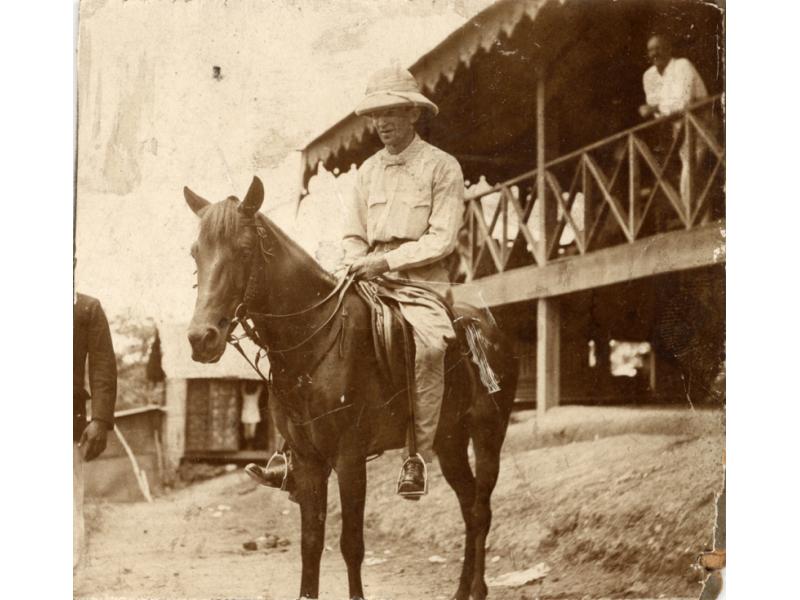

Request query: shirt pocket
[
  {"left": 396, "top": 179, "right": 432, "bottom": 239},
  {"left": 366, "top": 192, "right": 388, "bottom": 238},
  {"left": 367, "top": 193, "right": 388, "bottom": 209}
]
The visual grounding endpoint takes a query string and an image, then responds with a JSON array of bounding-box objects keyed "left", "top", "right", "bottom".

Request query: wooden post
[
  {"left": 535, "top": 68, "right": 548, "bottom": 265},
  {"left": 501, "top": 188, "right": 508, "bottom": 268},
  {"left": 533, "top": 66, "right": 561, "bottom": 415},
  {"left": 467, "top": 205, "right": 474, "bottom": 281},
  {"left": 648, "top": 348, "right": 657, "bottom": 394},
  {"left": 536, "top": 297, "right": 560, "bottom": 416},
  {"left": 162, "top": 378, "right": 187, "bottom": 480},
  {"left": 628, "top": 133, "right": 640, "bottom": 237},
  {"left": 582, "top": 156, "right": 593, "bottom": 250},
  {"left": 683, "top": 113, "right": 695, "bottom": 225}
]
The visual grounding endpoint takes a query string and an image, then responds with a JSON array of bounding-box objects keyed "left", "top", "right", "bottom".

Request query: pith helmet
[{"left": 354, "top": 66, "right": 439, "bottom": 117}]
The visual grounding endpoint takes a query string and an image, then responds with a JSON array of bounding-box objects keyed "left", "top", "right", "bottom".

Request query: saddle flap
[{"left": 355, "top": 281, "right": 408, "bottom": 388}]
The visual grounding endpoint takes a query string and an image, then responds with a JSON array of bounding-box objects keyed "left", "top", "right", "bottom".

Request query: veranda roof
[
  {"left": 300, "top": 0, "right": 723, "bottom": 190},
  {"left": 302, "top": 0, "right": 547, "bottom": 178}
]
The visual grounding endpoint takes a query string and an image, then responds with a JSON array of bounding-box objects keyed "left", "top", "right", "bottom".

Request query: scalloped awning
[
  {"left": 301, "top": 0, "right": 548, "bottom": 183},
  {"left": 300, "top": 0, "right": 724, "bottom": 191}
]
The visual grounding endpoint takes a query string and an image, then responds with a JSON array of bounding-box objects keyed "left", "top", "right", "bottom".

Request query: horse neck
[{"left": 253, "top": 215, "right": 335, "bottom": 317}]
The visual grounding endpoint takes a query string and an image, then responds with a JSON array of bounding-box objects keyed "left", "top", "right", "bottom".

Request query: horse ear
[
  {"left": 184, "top": 186, "right": 210, "bottom": 216},
  {"left": 239, "top": 176, "right": 264, "bottom": 217}
]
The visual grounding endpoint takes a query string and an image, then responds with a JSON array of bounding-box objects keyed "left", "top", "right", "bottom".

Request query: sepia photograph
[{"left": 72, "top": 1, "right": 726, "bottom": 598}]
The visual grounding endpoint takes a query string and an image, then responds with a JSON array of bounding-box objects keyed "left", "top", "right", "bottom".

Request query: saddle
[
  {"left": 355, "top": 280, "right": 412, "bottom": 389},
  {"left": 354, "top": 278, "right": 501, "bottom": 397}
]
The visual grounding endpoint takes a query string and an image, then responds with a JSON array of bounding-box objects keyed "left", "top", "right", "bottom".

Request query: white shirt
[
  {"left": 643, "top": 57, "right": 708, "bottom": 116},
  {"left": 342, "top": 135, "right": 464, "bottom": 275}
]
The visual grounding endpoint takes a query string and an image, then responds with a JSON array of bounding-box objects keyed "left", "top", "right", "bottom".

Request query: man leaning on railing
[{"left": 639, "top": 33, "right": 710, "bottom": 208}]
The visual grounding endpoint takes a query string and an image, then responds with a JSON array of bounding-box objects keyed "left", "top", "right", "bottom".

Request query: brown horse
[{"left": 184, "top": 176, "right": 518, "bottom": 600}]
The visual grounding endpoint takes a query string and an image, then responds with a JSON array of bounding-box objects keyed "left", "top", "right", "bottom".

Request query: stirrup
[
  {"left": 245, "top": 451, "right": 289, "bottom": 490},
  {"left": 396, "top": 454, "right": 428, "bottom": 499}
]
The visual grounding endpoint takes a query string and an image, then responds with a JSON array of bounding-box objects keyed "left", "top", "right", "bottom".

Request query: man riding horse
[
  {"left": 184, "top": 68, "right": 516, "bottom": 596},
  {"left": 249, "top": 66, "right": 464, "bottom": 498}
]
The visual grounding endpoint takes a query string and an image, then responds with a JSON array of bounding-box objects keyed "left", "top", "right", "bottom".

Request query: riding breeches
[
  {"left": 362, "top": 243, "right": 455, "bottom": 462},
  {"left": 392, "top": 286, "right": 454, "bottom": 463}
]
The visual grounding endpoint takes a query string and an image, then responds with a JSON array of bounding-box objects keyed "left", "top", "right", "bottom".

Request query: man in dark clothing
[{"left": 73, "top": 293, "right": 117, "bottom": 567}]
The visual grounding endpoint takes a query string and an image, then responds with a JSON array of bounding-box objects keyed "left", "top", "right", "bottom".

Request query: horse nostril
[
  {"left": 188, "top": 327, "right": 219, "bottom": 352},
  {"left": 188, "top": 329, "right": 204, "bottom": 348},
  {"left": 203, "top": 327, "right": 219, "bottom": 347},
  {"left": 218, "top": 317, "right": 230, "bottom": 330}
]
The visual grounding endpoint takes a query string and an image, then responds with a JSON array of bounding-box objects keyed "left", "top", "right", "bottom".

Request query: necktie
[{"left": 380, "top": 153, "right": 405, "bottom": 167}]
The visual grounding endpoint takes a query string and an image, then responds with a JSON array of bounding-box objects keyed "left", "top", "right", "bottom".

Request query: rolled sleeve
[
  {"left": 384, "top": 156, "right": 464, "bottom": 272},
  {"left": 87, "top": 301, "right": 117, "bottom": 426}
]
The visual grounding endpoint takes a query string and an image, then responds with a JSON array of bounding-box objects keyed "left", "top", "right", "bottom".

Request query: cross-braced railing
[{"left": 457, "top": 95, "right": 724, "bottom": 282}]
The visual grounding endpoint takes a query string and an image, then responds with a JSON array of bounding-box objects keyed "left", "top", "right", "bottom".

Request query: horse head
[{"left": 184, "top": 176, "right": 264, "bottom": 362}]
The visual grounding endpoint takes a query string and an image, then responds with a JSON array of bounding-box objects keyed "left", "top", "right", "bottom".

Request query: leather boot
[
  {"left": 245, "top": 451, "right": 292, "bottom": 489},
  {"left": 245, "top": 461, "right": 287, "bottom": 488},
  {"left": 397, "top": 455, "right": 427, "bottom": 500}
]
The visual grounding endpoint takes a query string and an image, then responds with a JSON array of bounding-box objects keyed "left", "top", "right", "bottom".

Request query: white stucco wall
[{"left": 74, "top": 0, "right": 492, "bottom": 323}]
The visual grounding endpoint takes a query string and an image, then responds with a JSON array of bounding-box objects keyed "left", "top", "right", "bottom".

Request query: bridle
[{"left": 224, "top": 212, "right": 355, "bottom": 384}]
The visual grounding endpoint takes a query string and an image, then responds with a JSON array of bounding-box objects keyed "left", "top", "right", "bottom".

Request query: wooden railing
[{"left": 457, "top": 95, "right": 725, "bottom": 282}]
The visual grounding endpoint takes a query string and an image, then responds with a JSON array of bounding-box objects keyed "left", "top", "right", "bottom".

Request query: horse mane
[
  {"left": 198, "top": 195, "right": 335, "bottom": 285},
  {"left": 255, "top": 212, "right": 336, "bottom": 285},
  {"left": 198, "top": 196, "right": 240, "bottom": 244}
]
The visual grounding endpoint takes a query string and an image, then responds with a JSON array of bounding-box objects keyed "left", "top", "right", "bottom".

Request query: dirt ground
[{"left": 74, "top": 406, "right": 724, "bottom": 600}]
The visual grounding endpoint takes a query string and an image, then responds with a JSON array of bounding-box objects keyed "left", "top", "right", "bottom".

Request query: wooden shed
[{"left": 156, "top": 323, "right": 280, "bottom": 477}]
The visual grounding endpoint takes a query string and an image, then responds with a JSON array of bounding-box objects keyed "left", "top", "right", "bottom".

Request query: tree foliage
[{"left": 109, "top": 313, "right": 162, "bottom": 410}]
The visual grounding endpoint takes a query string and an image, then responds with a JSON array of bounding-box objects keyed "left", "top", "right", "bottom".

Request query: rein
[
  {"left": 225, "top": 215, "right": 355, "bottom": 383},
  {"left": 243, "top": 273, "right": 354, "bottom": 355}
]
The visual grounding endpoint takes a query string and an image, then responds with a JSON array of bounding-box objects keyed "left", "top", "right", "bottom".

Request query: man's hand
[
  {"left": 79, "top": 420, "right": 110, "bottom": 461},
  {"left": 348, "top": 255, "right": 390, "bottom": 280},
  {"left": 639, "top": 104, "right": 659, "bottom": 119}
]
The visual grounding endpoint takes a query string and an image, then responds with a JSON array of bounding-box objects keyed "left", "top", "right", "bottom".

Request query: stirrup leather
[
  {"left": 396, "top": 454, "right": 428, "bottom": 498},
  {"left": 245, "top": 451, "right": 289, "bottom": 490}
]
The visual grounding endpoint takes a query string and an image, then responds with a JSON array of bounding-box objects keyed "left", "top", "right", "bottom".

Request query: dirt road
[
  {"left": 75, "top": 470, "right": 460, "bottom": 600},
  {"left": 75, "top": 407, "right": 722, "bottom": 600}
]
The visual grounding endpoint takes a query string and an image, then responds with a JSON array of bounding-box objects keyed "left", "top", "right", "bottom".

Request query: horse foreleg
[
  {"left": 436, "top": 427, "right": 476, "bottom": 600},
  {"left": 468, "top": 419, "right": 505, "bottom": 600},
  {"left": 294, "top": 455, "right": 330, "bottom": 599},
  {"left": 335, "top": 453, "right": 367, "bottom": 600}
]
